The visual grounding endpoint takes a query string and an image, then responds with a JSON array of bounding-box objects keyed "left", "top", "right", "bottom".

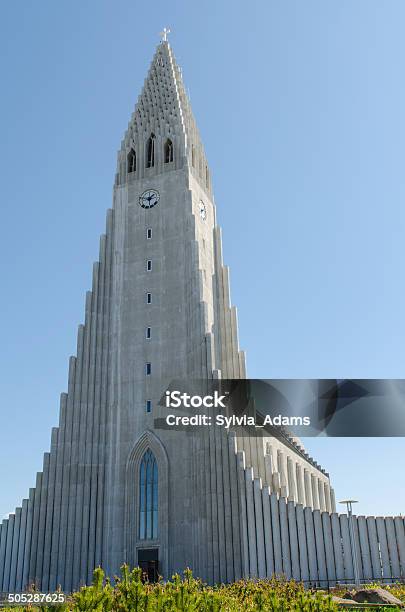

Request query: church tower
[{"left": 0, "top": 36, "right": 334, "bottom": 592}]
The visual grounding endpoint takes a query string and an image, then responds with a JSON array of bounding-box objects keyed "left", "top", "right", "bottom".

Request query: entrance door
[{"left": 138, "top": 548, "right": 159, "bottom": 582}]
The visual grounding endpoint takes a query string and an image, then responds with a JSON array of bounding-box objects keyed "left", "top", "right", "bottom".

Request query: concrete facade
[{"left": 1, "top": 40, "right": 335, "bottom": 592}]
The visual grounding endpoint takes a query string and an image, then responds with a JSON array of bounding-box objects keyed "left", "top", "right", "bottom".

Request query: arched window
[
  {"left": 164, "top": 138, "right": 173, "bottom": 163},
  {"left": 127, "top": 148, "right": 136, "bottom": 173},
  {"left": 139, "top": 448, "right": 158, "bottom": 539},
  {"left": 146, "top": 133, "right": 156, "bottom": 168}
]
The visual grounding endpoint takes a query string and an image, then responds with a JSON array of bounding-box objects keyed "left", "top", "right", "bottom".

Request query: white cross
[{"left": 160, "top": 27, "right": 171, "bottom": 42}]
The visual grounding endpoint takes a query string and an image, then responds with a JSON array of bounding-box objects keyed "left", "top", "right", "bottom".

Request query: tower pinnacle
[{"left": 160, "top": 27, "right": 171, "bottom": 42}]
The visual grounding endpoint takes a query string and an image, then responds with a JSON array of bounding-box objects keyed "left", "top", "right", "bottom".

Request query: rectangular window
[
  {"left": 146, "top": 327, "right": 151, "bottom": 339},
  {"left": 146, "top": 228, "right": 152, "bottom": 239},
  {"left": 146, "top": 292, "right": 152, "bottom": 304},
  {"left": 146, "top": 362, "right": 151, "bottom": 375},
  {"left": 146, "top": 400, "right": 152, "bottom": 413},
  {"left": 147, "top": 260, "right": 152, "bottom": 271}
]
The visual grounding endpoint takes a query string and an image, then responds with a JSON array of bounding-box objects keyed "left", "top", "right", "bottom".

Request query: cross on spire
[{"left": 160, "top": 27, "right": 171, "bottom": 42}]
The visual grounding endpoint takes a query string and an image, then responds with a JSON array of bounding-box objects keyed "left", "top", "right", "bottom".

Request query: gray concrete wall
[{"left": 237, "top": 451, "right": 405, "bottom": 584}]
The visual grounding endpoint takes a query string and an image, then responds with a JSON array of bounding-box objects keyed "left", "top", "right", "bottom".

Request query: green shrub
[{"left": 14, "top": 567, "right": 405, "bottom": 611}]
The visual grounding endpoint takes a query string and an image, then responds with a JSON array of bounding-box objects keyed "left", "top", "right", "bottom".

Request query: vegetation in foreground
[{"left": 1, "top": 566, "right": 405, "bottom": 611}]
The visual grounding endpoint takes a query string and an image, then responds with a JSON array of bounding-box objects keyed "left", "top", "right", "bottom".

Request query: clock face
[
  {"left": 199, "top": 200, "right": 207, "bottom": 220},
  {"left": 139, "top": 189, "right": 160, "bottom": 209}
]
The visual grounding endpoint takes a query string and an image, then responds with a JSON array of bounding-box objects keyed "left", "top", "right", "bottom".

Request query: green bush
[{"left": 6, "top": 567, "right": 405, "bottom": 611}]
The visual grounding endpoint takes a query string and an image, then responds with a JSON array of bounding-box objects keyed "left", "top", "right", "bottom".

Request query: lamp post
[{"left": 339, "top": 499, "right": 360, "bottom": 586}]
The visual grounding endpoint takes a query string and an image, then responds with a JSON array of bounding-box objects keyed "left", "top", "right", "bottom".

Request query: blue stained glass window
[{"left": 139, "top": 449, "right": 158, "bottom": 539}]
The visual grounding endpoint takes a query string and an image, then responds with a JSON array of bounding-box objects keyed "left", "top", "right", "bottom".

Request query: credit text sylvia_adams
[{"left": 164, "top": 391, "right": 311, "bottom": 429}]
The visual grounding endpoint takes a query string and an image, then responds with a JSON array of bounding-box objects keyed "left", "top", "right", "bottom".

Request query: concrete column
[
  {"left": 201, "top": 425, "right": 212, "bottom": 581},
  {"left": 16, "top": 499, "right": 28, "bottom": 591},
  {"left": 313, "top": 510, "right": 327, "bottom": 587},
  {"left": 3, "top": 514, "right": 15, "bottom": 591},
  {"left": 270, "top": 493, "right": 283, "bottom": 575},
  {"left": 236, "top": 451, "right": 250, "bottom": 579},
  {"left": 324, "top": 483, "right": 332, "bottom": 513},
  {"left": 277, "top": 450, "right": 288, "bottom": 498},
  {"left": 212, "top": 412, "right": 227, "bottom": 584},
  {"left": 80, "top": 269, "right": 100, "bottom": 586},
  {"left": 0, "top": 520, "right": 8, "bottom": 592},
  {"left": 231, "top": 307, "right": 242, "bottom": 376},
  {"left": 29, "top": 473, "right": 42, "bottom": 585},
  {"left": 367, "top": 517, "right": 382, "bottom": 580},
  {"left": 330, "top": 487, "right": 336, "bottom": 513},
  {"left": 218, "top": 265, "right": 231, "bottom": 378},
  {"left": 253, "top": 479, "right": 266, "bottom": 578},
  {"left": 65, "top": 322, "right": 85, "bottom": 593},
  {"left": 311, "top": 474, "right": 320, "bottom": 510},
  {"left": 57, "top": 356, "right": 76, "bottom": 590},
  {"left": 219, "top": 428, "right": 234, "bottom": 583},
  {"left": 304, "top": 507, "right": 318, "bottom": 584},
  {"left": 245, "top": 468, "right": 257, "bottom": 577},
  {"left": 352, "top": 516, "right": 364, "bottom": 581},
  {"left": 94, "top": 220, "right": 112, "bottom": 572},
  {"left": 358, "top": 516, "right": 372, "bottom": 580},
  {"left": 264, "top": 450, "right": 273, "bottom": 492},
  {"left": 72, "top": 291, "right": 92, "bottom": 590},
  {"left": 296, "top": 464, "right": 306, "bottom": 506},
  {"left": 339, "top": 514, "right": 354, "bottom": 582},
  {"left": 22, "top": 488, "right": 35, "bottom": 590},
  {"left": 318, "top": 479, "right": 326, "bottom": 512},
  {"left": 287, "top": 501, "right": 300, "bottom": 580},
  {"left": 88, "top": 250, "right": 107, "bottom": 584},
  {"left": 331, "top": 513, "right": 344, "bottom": 582},
  {"left": 9, "top": 508, "right": 21, "bottom": 591},
  {"left": 394, "top": 516, "right": 405, "bottom": 577},
  {"left": 49, "top": 395, "right": 67, "bottom": 591},
  {"left": 376, "top": 516, "right": 391, "bottom": 580},
  {"left": 209, "top": 422, "right": 220, "bottom": 583},
  {"left": 253, "top": 432, "right": 266, "bottom": 487},
  {"left": 385, "top": 517, "right": 401, "bottom": 579},
  {"left": 35, "top": 453, "right": 50, "bottom": 589},
  {"left": 227, "top": 433, "right": 242, "bottom": 581},
  {"left": 215, "top": 246, "right": 229, "bottom": 379},
  {"left": 304, "top": 469, "right": 313, "bottom": 508},
  {"left": 322, "top": 512, "right": 336, "bottom": 585},
  {"left": 287, "top": 458, "right": 297, "bottom": 502},
  {"left": 279, "top": 497, "right": 291, "bottom": 578},
  {"left": 272, "top": 471, "right": 282, "bottom": 496},
  {"left": 42, "top": 429, "right": 59, "bottom": 591},
  {"left": 296, "top": 505, "right": 309, "bottom": 583},
  {"left": 262, "top": 486, "right": 274, "bottom": 577}
]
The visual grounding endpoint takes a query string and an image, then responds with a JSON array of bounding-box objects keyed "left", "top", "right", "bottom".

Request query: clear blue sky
[{"left": 0, "top": 0, "right": 404, "bottom": 519}]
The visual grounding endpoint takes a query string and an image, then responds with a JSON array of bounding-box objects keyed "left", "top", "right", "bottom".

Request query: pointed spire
[
  {"left": 116, "top": 38, "right": 211, "bottom": 194},
  {"left": 159, "top": 27, "right": 171, "bottom": 42}
]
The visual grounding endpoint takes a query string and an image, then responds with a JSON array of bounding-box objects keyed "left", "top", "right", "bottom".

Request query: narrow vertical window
[
  {"left": 146, "top": 133, "right": 156, "bottom": 168},
  {"left": 146, "top": 400, "right": 152, "bottom": 413},
  {"left": 146, "top": 228, "right": 152, "bottom": 239},
  {"left": 127, "top": 148, "right": 136, "bottom": 173},
  {"left": 164, "top": 138, "right": 173, "bottom": 163},
  {"left": 205, "top": 165, "right": 209, "bottom": 188},
  {"left": 147, "top": 260, "right": 152, "bottom": 271},
  {"left": 146, "top": 293, "right": 152, "bottom": 304},
  {"left": 139, "top": 449, "right": 158, "bottom": 539},
  {"left": 146, "top": 362, "right": 151, "bottom": 375},
  {"left": 191, "top": 145, "right": 196, "bottom": 168},
  {"left": 146, "top": 327, "right": 151, "bottom": 339}
]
